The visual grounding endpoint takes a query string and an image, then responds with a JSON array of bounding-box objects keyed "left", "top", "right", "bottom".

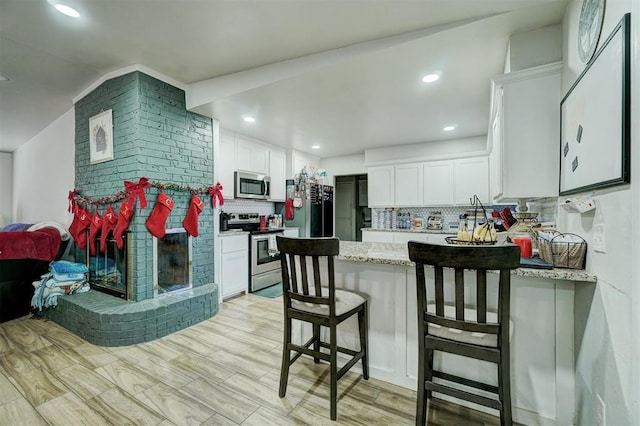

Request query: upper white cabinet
[
  {"left": 368, "top": 156, "right": 489, "bottom": 207},
  {"left": 236, "top": 135, "right": 269, "bottom": 175},
  {"left": 490, "top": 62, "right": 561, "bottom": 201},
  {"left": 454, "top": 157, "right": 490, "bottom": 205},
  {"left": 218, "top": 129, "right": 236, "bottom": 200},
  {"left": 268, "top": 150, "right": 286, "bottom": 202},
  {"left": 367, "top": 166, "right": 395, "bottom": 207},
  {"left": 394, "top": 163, "right": 423, "bottom": 206},
  {"left": 290, "top": 150, "right": 320, "bottom": 180},
  {"left": 424, "top": 160, "right": 454, "bottom": 206}
]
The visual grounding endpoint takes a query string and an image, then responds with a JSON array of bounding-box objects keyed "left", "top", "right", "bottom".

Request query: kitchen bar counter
[
  {"left": 338, "top": 240, "right": 597, "bottom": 282},
  {"left": 291, "top": 239, "right": 589, "bottom": 424},
  {"left": 362, "top": 227, "right": 456, "bottom": 234}
]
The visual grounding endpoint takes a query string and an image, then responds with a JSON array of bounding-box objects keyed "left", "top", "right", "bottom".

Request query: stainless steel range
[{"left": 226, "top": 213, "right": 283, "bottom": 292}]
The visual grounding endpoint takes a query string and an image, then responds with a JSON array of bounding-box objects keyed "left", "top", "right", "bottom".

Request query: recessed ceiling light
[
  {"left": 54, "top": 3, "right": 80, "bottom": 18},
  {"left": 422, "top": 73, "right": 440, "bottom": 83},
  {"left": 0, "top": 75, "right": 8, "bottom": 82},
  {"left": 311, "top": 145, "right": 320, "bottom": 150},
  {"left": 243, "top": 116, "right": 256, "bottom": 123},
  {"left": 443, "top": 125, "right": 456, "bottom": 131}
]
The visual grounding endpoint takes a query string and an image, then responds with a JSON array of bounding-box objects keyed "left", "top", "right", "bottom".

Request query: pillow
[
  {"left": 27, "top": 221, "right": 71, "bottom": 241},
  {"left": 2, "top": 223, "right": 33, "bottom": 231}
]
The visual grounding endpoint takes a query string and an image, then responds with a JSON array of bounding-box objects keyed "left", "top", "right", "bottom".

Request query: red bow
[
  {"left": 68, "top": 190, "right": 77, "bottom": 212},
  {"left": 124, "top": 177, "right": 150, "bottom": 209},
  {"left": 208, "top": 182, "right": 224, "bottom": 208}
]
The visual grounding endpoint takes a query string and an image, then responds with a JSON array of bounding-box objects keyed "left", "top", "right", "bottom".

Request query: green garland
[{"left": 71, "top": 180, "right": 218, "bottom": 207}]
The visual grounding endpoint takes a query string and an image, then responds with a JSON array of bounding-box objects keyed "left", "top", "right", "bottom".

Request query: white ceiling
[{"left": 0, "top": 0, "right": 569, "bottom": 157}]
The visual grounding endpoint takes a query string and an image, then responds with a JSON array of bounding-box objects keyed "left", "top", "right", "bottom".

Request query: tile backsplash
[
  {"left": 221, "top": 199, "right": 275, "bottom": 216},
  {"left": 372, "top": 204, "right": 517, "bottom": 230}
]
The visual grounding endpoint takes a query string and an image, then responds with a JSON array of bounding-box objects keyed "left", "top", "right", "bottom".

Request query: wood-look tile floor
[{"left": 0, "top": 293, "right": 501, "bottom": 425}]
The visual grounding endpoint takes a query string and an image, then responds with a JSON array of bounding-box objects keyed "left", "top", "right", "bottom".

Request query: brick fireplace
[{"left": 41, "top": 71, "right": 218, "bottom": 346}]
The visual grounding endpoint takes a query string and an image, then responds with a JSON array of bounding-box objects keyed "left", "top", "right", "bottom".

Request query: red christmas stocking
[
  {"left": 183, "top": 195, "right": 204, "bottom": 237},
  {"left": 113, "top": 201, "right": 134, "bottom": 249},
  {"left": 146, "top": 192, "right": 174, "bottom": 238},
  {"left": 99, "top": 205, "right": 118, "bottom": 253},
  {"left": 70, "top": 206, "right": 92, "bottom": 249},
  {"left": 88, "top": 211, "right": 103, "bottom": 256}
]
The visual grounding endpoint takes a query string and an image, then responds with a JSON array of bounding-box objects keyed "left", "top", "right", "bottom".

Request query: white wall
[
  {"left": 13, "top": 107, "right": 75, "bottom": 226},
  {"left": 0, "top": 152, "right": 12, "bottom": 226},
  {"left": 560, "top": 2, "right": 635, "bottom": 425},
  {"left": 364, "top": 135, "right": 487, "bottom": 165},
  {"left": 320, "top": 153, "right": 366, "bottom": 186},
  {"left": 509, "top": 25, "right": 562, "bottom": 71},
  {"left": 631, "top": 3, "right": 640, "bottom": 425}
]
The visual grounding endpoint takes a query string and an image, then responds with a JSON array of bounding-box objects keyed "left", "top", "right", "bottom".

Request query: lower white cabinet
[
  {"left": 362, "top": 230, "right": 394, "bottom": 243},
  {"left": 283, "top": 228, "right": 299, "bottom": 238},
  {"left": 219, "top": 234, "right": 248, "bottom": 299}
]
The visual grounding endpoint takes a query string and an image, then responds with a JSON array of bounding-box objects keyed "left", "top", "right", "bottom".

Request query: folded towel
[
  {"left": 268, "top": 234, "right": 278, "bottom": 255},
  {"left": 89, "top": 256, "right": 116, "bottom": 272},
  {"left": 49, "top": 260, "right": 88, "bottom": 281}
]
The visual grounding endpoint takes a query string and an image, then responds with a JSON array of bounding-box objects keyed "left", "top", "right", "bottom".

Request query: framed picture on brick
[{"left": 89, "top": 109, "right": 114, "bottom": 164}]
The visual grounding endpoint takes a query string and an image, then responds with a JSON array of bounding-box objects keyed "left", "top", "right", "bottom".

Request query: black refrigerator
[
  {"left": 308, "top": 184, "right": 334, "bottom": 237},
  {"left": 276, "top": 181, "right": 333, "bottom": 238}
]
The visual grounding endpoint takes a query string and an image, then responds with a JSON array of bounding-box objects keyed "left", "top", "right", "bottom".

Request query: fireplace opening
[
  {"left": 153, "top": 228, "right": 192, "bottom": 296},
  {"left": 86, "top": 231, "right": 128, "bottom": 299}
]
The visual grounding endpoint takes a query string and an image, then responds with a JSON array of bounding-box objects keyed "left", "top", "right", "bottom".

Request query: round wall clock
[{"left": 578, "top": 0, "right": 605, "bottom": 63}]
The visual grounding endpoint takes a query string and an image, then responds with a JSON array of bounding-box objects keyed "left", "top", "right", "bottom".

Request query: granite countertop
[
  {"left": 362, "top": 228, "right": 456, "bottom": 235},
  {"left": 337, "top": 241, "right": 597, "bottom": 283}
]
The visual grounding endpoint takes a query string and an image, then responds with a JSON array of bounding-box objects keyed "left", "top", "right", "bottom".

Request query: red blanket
[{"left": 0, "top": 228, "right": 62, "bottom": 261}]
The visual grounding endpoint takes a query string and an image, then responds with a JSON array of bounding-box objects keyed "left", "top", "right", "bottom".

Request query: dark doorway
[{"left": 334, "top": 174, "right": 370, "bottom": 241}]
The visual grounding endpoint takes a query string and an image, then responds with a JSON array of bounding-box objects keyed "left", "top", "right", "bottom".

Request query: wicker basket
[{"left": 537, "top": 231, "right": 587, "bottom": 269}]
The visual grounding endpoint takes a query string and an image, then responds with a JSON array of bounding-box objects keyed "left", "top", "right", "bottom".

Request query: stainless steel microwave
[{"left": 234, "top": 171, "right": 271, "bottom": 200}]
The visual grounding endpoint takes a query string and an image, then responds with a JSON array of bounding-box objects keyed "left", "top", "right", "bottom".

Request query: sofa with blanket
[{"left": 0, "top": 222, "right": 70, "bottom": 322}]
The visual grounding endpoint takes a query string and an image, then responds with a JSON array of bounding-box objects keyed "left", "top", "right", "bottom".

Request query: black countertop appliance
[{"left": 220, "top": 211, "right": 231, "bottom": 232}]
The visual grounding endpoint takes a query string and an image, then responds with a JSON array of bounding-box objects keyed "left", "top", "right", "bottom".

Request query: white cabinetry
[
  {"left": 424, "top": 161, "right": 454, "bottom": 206},
  {"left": 490, "top": 62, "right": 561, "bottom": 201},
  {"left": 283, "top": 228, "right": 299, "bottom": 238},
  {"left": 290, "top": 150, "right": 320, "bottom": 180},
  {"left": 391, "top": 232, "right": 429, "bottom": 245},
  {"left": 369, "top": 157, "right": 489, "bottom": 208},
  {"left": 361, "top": 230, "right": 394, "bottom": 243},
  {"left": 219, "top": 234, "right": 248, "bottom": 299},
  {"left": 236, "top": 136, "right": 269, "bottom": 175},
  {"left": 394, "top": 163, "right": 423, "bottom": 206},
  {"left": 268, "top": 150, "right": 286, "bottom": 201},
  {"left": 367, "top": 166, "right": 395, "bottom": 207},
  {"left": 454, "top": 157, "right": 490, "bottom": 205},
  {"left": 219, "top": 130, "right": 236, "bottom": 200},
  {"left": 361, "top": 230, "right": 450, "bottom": 244}
]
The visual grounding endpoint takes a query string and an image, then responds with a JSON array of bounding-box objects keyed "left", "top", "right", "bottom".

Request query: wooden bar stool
[
  {"left": 408, "top": 242, "right": 520, "bottom": 426},
  {"left": 276, "top": 236, "right": 369, "bottom": 421}
]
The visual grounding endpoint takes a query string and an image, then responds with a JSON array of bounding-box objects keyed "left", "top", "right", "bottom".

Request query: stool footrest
[
  {"left": 433, "top": 370, "right": 499, "bottom": 394},
  {"left": 426, "top": 381, "right": 501, "bottom": 410}
]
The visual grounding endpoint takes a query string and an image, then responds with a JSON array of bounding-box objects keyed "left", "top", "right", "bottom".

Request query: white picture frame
[{"left": 89, "top": 109, "right": 114, "bottom": 164}]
